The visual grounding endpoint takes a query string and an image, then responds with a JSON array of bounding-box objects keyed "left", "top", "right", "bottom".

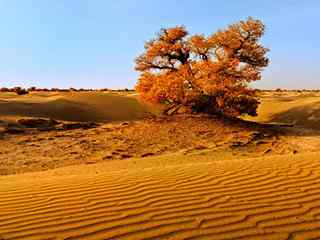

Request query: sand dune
[
  {"left": 1, "top": 91, "right": 320, "bottom": 239},
  {"left": 1, "top": 152, "right": 320, "bottom": 240},
  {"left": 246, "top": 92, "right": 320, "bottom": 129},
  {"left": 0, "top": 92, "right": 148, "bottom": 122}
]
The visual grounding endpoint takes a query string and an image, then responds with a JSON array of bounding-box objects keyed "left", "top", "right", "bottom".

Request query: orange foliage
[{"left": 135, "top": 17, "right": 269, "bottom": 116}]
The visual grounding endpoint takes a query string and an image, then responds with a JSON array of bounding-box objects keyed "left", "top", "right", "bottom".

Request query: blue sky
[{"left": 0, "top": 0, "right": 319, "bottom": 89}]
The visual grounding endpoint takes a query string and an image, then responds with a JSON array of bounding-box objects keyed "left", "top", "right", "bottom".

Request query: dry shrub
[
  {"left": 0, "top": 87, "right": 9, "bottom": 92},
  {"left": 13, "top": 87, "right": 29, "bottom": 95}
]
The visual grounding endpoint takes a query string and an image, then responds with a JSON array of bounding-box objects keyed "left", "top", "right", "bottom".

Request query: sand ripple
[{"left": 1, "top": 153, "right": 320, "bottom": 240}]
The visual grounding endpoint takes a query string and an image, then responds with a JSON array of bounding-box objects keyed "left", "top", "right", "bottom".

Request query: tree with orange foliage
[{"left": 135, "top": 17, "right": 269, "bottom": 116}]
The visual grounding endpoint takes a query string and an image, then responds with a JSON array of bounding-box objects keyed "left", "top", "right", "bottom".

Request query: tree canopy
[{"left": 135, "top": 17, "right": 269, "bottom": 116}]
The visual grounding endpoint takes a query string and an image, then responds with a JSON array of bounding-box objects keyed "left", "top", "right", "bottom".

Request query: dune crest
[
  {"left": 246, "top": 92, "right": 320, "bottom": 130},
  {"left": 0, "top": 92, "right": 148, "bottom": 123}
]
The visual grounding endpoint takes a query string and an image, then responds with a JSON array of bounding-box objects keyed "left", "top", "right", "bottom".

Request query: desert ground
[{"left": 1, "top": 90, "right": 320, "bottom": 239}]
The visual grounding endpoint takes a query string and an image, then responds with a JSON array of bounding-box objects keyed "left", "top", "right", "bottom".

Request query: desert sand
[
  {"left": 0, "top": 91, "right": 147, "bottom": 123},
  {"left": 1, "top": 91, "right": 320, "bottom": 240}
]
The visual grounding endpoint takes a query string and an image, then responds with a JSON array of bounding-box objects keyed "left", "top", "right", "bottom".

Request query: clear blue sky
[{"left": 0, "top": 0, "right": 319, "bottom": 89}]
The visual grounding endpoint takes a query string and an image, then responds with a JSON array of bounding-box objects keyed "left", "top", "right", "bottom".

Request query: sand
[
  {"left": 1, "top": 91, "right": 320, "bottom": 239},
  {"left": 1, "top": 152, "right": 320, "bottom": 240},
  {"left": 0, "top": 91, "right": 148, "bottom": 123},
  {"left": 245, "top": 91, "right": 320, "bottom": 129}
]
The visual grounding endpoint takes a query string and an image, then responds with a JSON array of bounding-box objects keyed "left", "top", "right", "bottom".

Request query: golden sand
[
  {"left": 1, "top": 91, "right": 320, "bottom": 239},
  {"left": 1, "top": 152, "right": 320, "bottom": 240}
]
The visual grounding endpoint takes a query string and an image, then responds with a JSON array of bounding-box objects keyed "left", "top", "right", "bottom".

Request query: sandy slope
[
  {"left": 245, "top": 91, "right": 320, "bottom": 129},
  {"left": 0, "top": 92, "right": 148, "bottom": 123},
  {"left": 1, "top": 152, "right": 320, "bottom": 240}
]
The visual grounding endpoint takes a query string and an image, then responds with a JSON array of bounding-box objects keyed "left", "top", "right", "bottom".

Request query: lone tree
[{"left": 135, "top": 17, "right": 269, "bottom": 116}]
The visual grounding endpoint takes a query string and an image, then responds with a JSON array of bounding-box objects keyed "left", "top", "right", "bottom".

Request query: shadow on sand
[{"left": 268, "top": 101, "right": 320, "bottom": 134}]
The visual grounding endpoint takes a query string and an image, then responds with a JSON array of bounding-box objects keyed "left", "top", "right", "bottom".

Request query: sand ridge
[
  {"left": 0, "top": 92, "right": 148, "bottom": 123},
  {"left": 246, "top": 91, "right": 320, "bottom": 130},
  {"left": 1, "top": 152, "right": 320, "bottom": 240}
]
